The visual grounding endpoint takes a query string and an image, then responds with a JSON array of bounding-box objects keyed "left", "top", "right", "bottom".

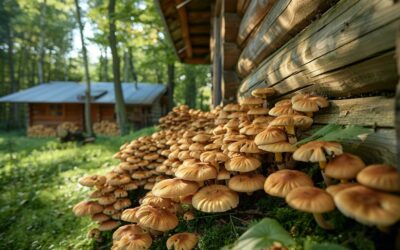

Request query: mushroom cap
[
  {"left": 183, "top": 211, "right": 195, "bottom": 221},
  {"left": 121, "top": 207, "right": 140, "bottom": 223},
  {"left": 103, "top": 205, "right": 117, "bottom": 215},
  {"left": 325, "top": 183, "right": 360, "bottom": 197},
  {"left": 223, "top": 103, "right": 241, "bottom": 112},
  {"left": 264, "top": 170, "right": 314, "bottom": 198},
  {"left": 286, "top": 187, "right": 335, "bottom": 213},
  {"left": 325, "top": 153, "right": 365, "bottom": 180},
  {"left": 141, "top": 194, "right": 177, "bottom": 212},
  {"left": 113, "top": 224, "right": 148, "bottom": 241},
  {"left": 217, "top": 168, "right": 231, "bottom": 180},
  {"left": 192, "top": 185, "right": 239, "bottom": 213},
  {"left": 291, "top": 94, "right": 329, "bottom": 113},
  {"left": 131, "top": 170, "right": 153, "bottom": 180},
  {"left": 240, "top": 97, "right": 264, "bottom": 106},
  {"left": 356, "top": 164, "right": 400, "bottom": 192},
  {"left": 166, "top": 232, "right": 199, "bottom": 250},
  {"left": 258, "top": 142, "right": 297, "bottom": 153},
  {"left": 239, "top": 140, "right": 262, "bottom": 154},
  {"left": 107, "top": 173, "right": 131, "bottom": 186},
  {"left": 227, "top": 140, "right": 247, "bottom": 153},
  {"left": 274, "top": 99, "right": 292, "bottom": 106},
  {"left": 79, "top": 175, "right": 106, "bottom": 187},
  {"left": 334, "top": 185, "right": 400, "bottom": 226},
  {"left": 252, "top": 116, "right": 275, "bottom": 125},
  {"left": 239, "top": 124, "right": 266, "bottom": 136},
  {"left": 115, "top": 232, "right": 153, "bottom": 250},
  {"left": 192, "top": 134, "right": 211, "bottom": 143},
  {"left": 73, "top": 201, "right": 103, "bottom": 216},
  {"left": 251, "top": 87, "right": 275, "bottom": 98},
  {"left": 228, "top": 173, "right": 266, "bottom": 193},
  {"left": 189, "top": 143, "right": 205, "bottom": 152},
  {"left": 293, "top": 141, "right": 343, "bottom": 162},
  {"left": 144, "top": 153, "right": 159, "bottom": 161},
  {"left": 135, "top": 205, "right": 178, "bottom": 231},
  {"left": 200, "top": 151, "right": 229, "bottom": 164},
  {"left": 225, "top": 156, "right": 261, "bottom": 172},
  {"left": 213, "top": 125, "right": 227, "bottom": 135},
  {"left": 152, "top": 178, "right": 199, "bottom": 198},
  {"left": 175, "top": 163, "right": 217, "bottom": 181},
  {"left": 247, "top": 108, "right": 270, "bottom": 116},
  {"left": 98, "top": 220, "right": 120, "bottom": 231},
  {"left": 91, "top": 213, "right": 110, "bottom": 222},
  {"left": 204, "top": 143, "right": 221, "bottom": 151},
  {"left": 269, "top": 104, "right": 301, "bottom": 117},
  {"left": 254, "top": 128, "right": 287, "bottom": 146},
  {"left": 269, "top": 115, "right": 313, "bottom": 129},
  {"left": 113, "top": 198, "right": 132, "bottom": 210}
]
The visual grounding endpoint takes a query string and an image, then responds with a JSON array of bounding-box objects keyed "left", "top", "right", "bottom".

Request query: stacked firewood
[
  {"left": 93, "top": 121, "right": 119, "bottom": 136},
  {"left": 27, "top": 125, "right": 56, "bottom": 137}
]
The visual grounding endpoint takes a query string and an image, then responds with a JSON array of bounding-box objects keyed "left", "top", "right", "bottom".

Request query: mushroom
[
  {"left": 73, "top": 201, "right": 103, "bottom": 216},
  {"left": 175, "top": 162, "right": 218, "bottom": 182},
  {"left": 166, "top": 232, "right": 199, "bottom": 250},
  {"left": 258, "top": 142, "right": 297, "bottom": 170},
  {"left": 269, "top": 104, "right": 302, "bottom": 117},
  {"left": 291, "top": 94, "right": 329, "bottom": 117},
  {"left": 121, "top": 207, "right": 140, "bottom": 223},
  {"left": 113, "top": 198, "right": 132, "bottom": 210},
  {"left": 225, "top": 155, "right": 261, "bottom": 173},
  {"left": 87, "top": 228, "right": 102, "bottom": 242},
  {"left": 228, "top": 173, "right": 266, "bottom": 195},
  {"left": 264, "top": 170, "right": 314, "bottom": 198},
  {"left": 98, "top": 220, "right": 120, "bottom": 231},
  {"left": 79, "top": 175, "right": 106, "bottom": 187},
  {"left": 114, "top": 232, "right": 153, "bottom": 250},
  {"left": 91, "top": 213, "right": 110, "bottom": 222},
  {"left": 251, "top": 87, "right": 276, "bottom": 107},
  {"left": 192, "top": 185, "right": 239, "bottom": 213},
  {"left": 356, "top": 164, "right": 400, "bottom": 192},
  {"left": 325, "top": 183, "right": 360, "bottom": 197},
  {"left": 183, "top": 211, "right": 195, "bottom": 221},
  {"left": 325, "top": 153, "right": 365, "bottom": 183},
  {"left": 293, "top": 141, "right": 343, "bottom": 185},
  {"left": 268, "top": 115, "right": 313, "bottom": 143},
  {"left": 135, "top": 205, "right": 179, "bottom": 232},
  {"left": 286, "top": 186, "right": 335, "bottom": 230},
  {"left": 152, "top": 178, "right": 199, "bottom": 199},
  {"left": 334, "top": 185, "right": 400, "bottom": 227},
  {"left": 112, "top": 224, "right": 148, "bottom": 241}
]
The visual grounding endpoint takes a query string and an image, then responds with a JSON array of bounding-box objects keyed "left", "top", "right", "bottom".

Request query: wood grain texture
[
  {"left": 236, "top": 0, "right": 251, "bottom": 17},
  {"left": 396, "top": 27, "right": 400, "bottom": 170},
  {"left": 223, "top": 13, "right": 241, "bottom": 43},
  {"left": 238, "top": 0, "right": 399, "bottom": 97},
  {"left": 313, "top": 96, "right": 395, "bottom": 128},
  {"left": 237, "top": 0, "right": 276, "bottom": 46},
  {"left": 223, "top": 42, "right": 240, "bottom": 70}
]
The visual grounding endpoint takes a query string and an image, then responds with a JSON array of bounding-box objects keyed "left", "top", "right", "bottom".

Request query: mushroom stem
[
  {"left": 318, "top": 161, "right": 327, "bottom": 170},
  {"left": 286, "top": 125, "right": 297, "bottom": 144},
  {"left": 275, "top": 152, "right": 285, "bottom": 169},
  {"left": 306, "top": 112, "right": 314, "bottom": 118},
  {"left": 313, "top": 213, "right": 334, "bottom": 230},
  {"left": 246, "top": 192, "right": 253, "bottom": 196},
  {"left": 318, "top": 161, "right": 332, "bottom": 186},
  {"left": 340, "top": 179, "right": 348, "bottom": 184}
]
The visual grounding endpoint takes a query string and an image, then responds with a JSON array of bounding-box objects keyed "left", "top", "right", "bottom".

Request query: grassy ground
[
  {"left": 0, "top": 128, "right": 155, "bottom": 250},
  {"left": 0, "top": 129, "right": 391, "bottom": 250}
]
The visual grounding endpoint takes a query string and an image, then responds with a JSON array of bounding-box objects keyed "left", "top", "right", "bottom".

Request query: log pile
[
  {"left": 93, "top": 121, "right": 119, "bottom": 136},
  {"left": 27, "top": 125, "right": 56, "bottom": 137}
]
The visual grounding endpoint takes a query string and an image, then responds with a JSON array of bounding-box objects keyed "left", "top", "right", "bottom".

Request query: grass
[
  {"left": 0, "top": 128, "right": 391, "bottom": 250},
  {"left": 0, "top": 127, "right": 155, "bottom": 250}
]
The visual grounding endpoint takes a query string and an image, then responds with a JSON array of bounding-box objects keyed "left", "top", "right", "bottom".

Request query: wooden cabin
[
  {"left": 0, "top": 81, "right": 168, "bottom": 129},
  {"left": 156, "top": 0, "right": 400, "bottom": 168}
]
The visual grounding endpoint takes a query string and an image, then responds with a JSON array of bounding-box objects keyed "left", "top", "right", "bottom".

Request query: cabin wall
[{"left": 210, "top": 0, "right": 400, "bottom": 166}]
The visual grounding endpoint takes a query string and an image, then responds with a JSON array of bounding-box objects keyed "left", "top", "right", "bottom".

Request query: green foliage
[
  {"left": 297, "top": 124, "right": 373, "bottom": 145},
  {"left": 0, "top": 127, "right": 155, "bottom": 249},
  {"left": 231, "top": 218, "right": 295, "bottom": 250}
]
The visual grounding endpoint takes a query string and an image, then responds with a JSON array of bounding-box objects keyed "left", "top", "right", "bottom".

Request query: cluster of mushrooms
[
  {"left": 73, "top": 89, "right": 400, "bottom": 249},
  {"left": 93, "top": 121, "right": 120, "bottom": 136}
]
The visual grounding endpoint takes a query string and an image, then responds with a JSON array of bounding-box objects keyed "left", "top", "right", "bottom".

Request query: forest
[{"left": 0, "top": 0, "right": 210, "bottom": 129}]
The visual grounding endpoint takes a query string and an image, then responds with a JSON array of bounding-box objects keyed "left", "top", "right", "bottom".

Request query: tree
[
  {"left": 108, "top": 0, "right": 128, "bottom": 135},
  {"left": 75, "top": 0, "right": 94, "bottom": 137}
]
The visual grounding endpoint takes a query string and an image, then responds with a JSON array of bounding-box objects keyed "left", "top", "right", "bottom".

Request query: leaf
[
  {"left": 231, "top": 218, "right": 295, "bottom": 250},
  {"left": 297, "top": 124, "right": 373, "bottom": 145}
]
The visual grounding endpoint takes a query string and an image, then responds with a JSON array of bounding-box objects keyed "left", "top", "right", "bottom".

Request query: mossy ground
[{"left": 0, "top": 129, "right": 393, "bottom": 250}]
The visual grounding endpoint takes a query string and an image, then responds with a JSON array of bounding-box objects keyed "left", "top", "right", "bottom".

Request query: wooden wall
[{"left": 210, "top": 0, "right": 400, "bottom": 167}]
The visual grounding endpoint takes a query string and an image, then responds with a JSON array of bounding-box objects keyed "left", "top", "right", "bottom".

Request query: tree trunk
[
  {"left": 38, "top": 0, "right": 46, "bottom": 83},
  {"left": 167, "top": 63, "right": 175, "bottom": 111},
  {"left": 7, "top": 24, "right": 19, "bottom": 127},
  {"left": 123, "top": 50, "right": 129, "bottom": 82},
  {"left": 104, "top": 46, "right": 109, "bottom": 81},
  {"left": 75, "top": 0, "right": 94, "bottom": 137},
  {"left": 128, "top": 47, "right": 138, "bottom": 89},
  {"left": 108, "top": 0, "right": 128, "bottom": 135},
  {"left": 98, "top": 49, "right": 104, "bottom": 81}
]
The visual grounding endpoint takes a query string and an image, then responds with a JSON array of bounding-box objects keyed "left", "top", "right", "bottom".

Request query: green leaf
[
  {"left": 297, "top": 124, "right": 373, "bottom": 145},
  {"left": 231, "top": 218, "right": 295, "bottom": 250}
]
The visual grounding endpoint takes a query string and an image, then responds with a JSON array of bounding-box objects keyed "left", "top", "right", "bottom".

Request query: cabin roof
[
  {"left": 0, "top": 81, "right": 167, "bottom": 105},
  {"left": 155, "top": 0, "right": 211, "bottom": 64}
]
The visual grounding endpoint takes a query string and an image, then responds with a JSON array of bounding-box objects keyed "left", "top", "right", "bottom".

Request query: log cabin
[
  {"left": 155, "top": 0, "right": 400, "bottom": 169},
  {"left": 0, "top": 81, "right": 168, "bottom": 129}
]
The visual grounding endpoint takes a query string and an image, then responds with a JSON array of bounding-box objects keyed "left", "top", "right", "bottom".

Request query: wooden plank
[
  {"left": 223, "top": 13, "right": 241, "bottom": 43},
  {"left": 313, "top": 96, "right": 395, "bottom": 128},
  {"left": 236, "top": 0, "right": 251, "bottom": 17},
  {"left": 300, "top": 126, "right": 396, "bottom": 166},
  {"left": 189, "top": 25, "right": 210, "bottom": 35},
  {"left": 396, "top": 28, "right": 400, "bottom": 170},
  {"left": 222, "top": 71, "right": 240, "bottom": 102},
  {"left": 237, "top": 0, "right": 334, "bottom": 77},
  {"left": 192, "top": 47, "right": 210, "bottom": 54},
  {"left": 225, "top": 0, "right": 237, "bottom": 13},
  {"left": 223, "top": 42, "right": 240, "bottom": 70},
  {"left": 238, "top": 0, "right": 399, "bottom": 97},
  {"left": 237, "top": 0, "right": 276, "bottom": 46},
  {"left": 191, "top": 36, "right": 210, "bottom": 46},
  {"left": 175, "top": 0, "right": 193, "bottom": 58},
  {"left": 188, "top": 11, "right": 211, "bottom": 22}
]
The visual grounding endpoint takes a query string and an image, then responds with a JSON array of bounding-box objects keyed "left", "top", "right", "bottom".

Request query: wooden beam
[
  {"left": 238, "top": 0, "right": 399, "bottom": 98},
  {"left": 223, "top": 42, "right": 240, "bottom": 70},
  {"left": 236, "top": 0, "right": 251, "bottom": 17},
  {"left": 189, "top": 25, "right": 210, "bottom": 34},
  {"left": 188, "top": 11, "right": 211, "bottom": 22},
  {"left": 237, "top": 0, "right": 276, "bottom": 46},
  {"left": 175, "top": 0, "right": 193, "bottom": 58},
  {"left": 184, "top": 57, "right": 210, "bottom": 64},
  {"left": 222, "top": 71, "right": 240, "bottom": 102},
  {"left": 191, "top": 36, "right": 210, "bottom": 45},
  {"left": 396, "top": 26, "right": 400, "bottom": 170},
  {"left": 237, "top": 0, "right": 334, "bottom": 77},
  {"left": 192, "top": 47, "right": 210, "bottom": 54},
  {"left": 223, "top": 13, "right": 241, "bottom": 43}
]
